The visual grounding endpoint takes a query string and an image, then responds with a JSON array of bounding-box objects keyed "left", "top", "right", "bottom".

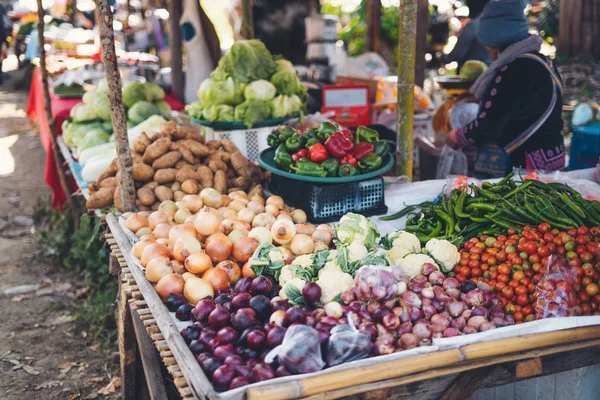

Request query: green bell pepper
[
  {"left": 277, "top": 126, "right": 296, "bottom": 141},
  {"left": 290, "top": 158, "right": 327, "bottom": 177},
  {"left": 355, "top": 126, "right": 379, "bottom": 144},
  {"left": 267, "top": 131, "right": 282, "bottom": 148},
  {"left": 358, "top": 153, "right": 383, "bottom": 171},
  {"left": 274, "top": 144, "right": 293, "bottom": 171},
  {"left": 372, "top": 140, "right": 389, "bottom": 158},
  {"left": 317, "top": 121, "right": 339, "bottom": 142},
  {"left": 305, "top": 137, "right": 319, "bottom": 149},
  {"left": 320, "top": 158, "right": 339, "bottom": 177},
  {"left": 303, "top": 128, "right": 318, "bottom": 141},
  {"left": 338, "top": 163, "right": 358, "bottom": 176},
  {"left": 285, "top": 133, "right": 305, "bottom": 153}
]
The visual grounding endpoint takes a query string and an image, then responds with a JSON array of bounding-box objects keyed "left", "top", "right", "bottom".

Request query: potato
[
  {"left": 144, "top": 181, "right": 159, "bottom": 190},
  {"left": 159, "top": 121, "right": 177, "bottom": 139},
  {"left": 214, "top": 170, "right": 228, "bottom": 194},
  {"left": 228, "top": 187, "right": 243, "bottom": 194},
  {"left": 181, "top": 179, "right": 200, "bottom": 194},
  {"left": 133, "top": 133, "right": 151, "bottom": 154},
  {"left": 154, "top": 186, "right": 174, "bottom": 202},
  {"left": 152, "top": 151, "right": 182, "bottom": 169},
  {"left": 176, "top": 166, "right": 199, "bottom": 183},
  {"left": 178, "top": 143, "right": 195, "bottom": 164},
  {"left": 197, "top": 166, "right": 213, "bottom": 188},
  {"left": 208, "top": 160, "right": 228, "bottom": 173},
  {"left": 179, "top": 139, "right": 210, "bottom": 157},
  {"left": 175, "top": 160, "right": 191, "bottom": 169},
  {"left": 99, "top": 176, "right": 118, "bottom": 188},
  {"left": 151, "top": 202, "right": 160, "bottom": 211},
  {"left": 154, "top": 168, "right": 178, "bottom": 184},
  {"left": 231, "top": 176, "right": 250, "bottom": 190},
  {"left": 96, "top": 159, "right": 118, "bottom": 185},
  {"left": 248, "top": 184, "right": 263, "bottom": 198},
  {"left": 143, "top": 137, "right": 171, "bottom": 163},
  {"left": 230, "top": 151, "right": 249, "bottom": 175},
  {"left": 207, "top": 150, "right": 231, "bottom": 164},
  {"left": 137, "top": 187, "right": 156, "bottom": 206},
  {"left": 114, "top": 186, "right": 123, "bottom": 211},
  {"left": 171, "top": 181, "right": 181, "bottom": 192},
  {"left": 88, "top": 183, "right": 98, "bottom": 194},
  {"left": 131, "top": 151, "right": 144, "bottom": 164},
  {"left": 226, "top": 169, "right": 236, "bottom": 179},
  {"left": 221, "top": 138, "right": 239, "bottom": 154},
  {"left": 138, "top": 205, "right": 151, "bottom": 211},
  {"left": 173, "top": 190, "right": 185, "bottom": 202},
  {"left": 85, "top": 187, "right": 115, "bottom": 209},
  {"left": 133, "top": 163, "right": 154, "bottom": 182},
  {"left": 172, "top": 126, "right": 204, "bottom": 142},
  {"left": 206, "top": 140, "right": 222, "bottom": 150}
]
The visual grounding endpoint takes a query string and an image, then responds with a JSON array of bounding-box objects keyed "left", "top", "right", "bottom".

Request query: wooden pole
[
  {"left": 168, "top": 0, "right": 184, "bottom": 102},
  {"left": 94, "top": 0, "right": 136, "bottom": 212},
  {"left": 414, "top": 0, "right": 429, "bottom": 88},
  {"left": 36, "top": 0, "right": 78, "bottom": 222},
  {"left": 396, "top": 0, "right": 417, "bottom": 178},
  {"left": 241, "top": 0, "right": 254, "bottom": 40},
  {"left": 366, "top": 0, "right": 382, "bottom": 53}
]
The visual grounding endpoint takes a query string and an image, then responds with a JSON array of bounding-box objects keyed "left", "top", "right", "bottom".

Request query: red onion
[
  {"left": 409, "top": 280, "right": 425, "bottom": 294},
  {"left": 446, "top": 301, "right": 465, "bottom": 317},
  {"left": 397, "top": 321, "right": 413, "bottom": 335},
  {"left": 383, "top": 313, "right": 400, "bottom": 330},
  {"left": 411, "top": 274, "right": 428, "bottom": 286},
  {"left": 418, "top": 339, "right": 432, "bottom": 346},
  {"left": 479, "top": 321, "right": 496, "bottom": 331},
  {"left": 443, "top": 277, "right": 460, "bottom": 290},
  {"left": 421, "top": 263, "right": 439, "bottom": 276},
  {"left": 428, "top": 271, "right": 445, "bottom": 285},
  {"left": 422, "top": 304, "right": 436, "bottom": 319},
  {"left": 367, "top": 300, "right": 381, "bottom": 314},
  {"left": 492, "top": 317, "right": 512, "bottom": 327},
  {"left": 412, "top": 322, "right": 432, "bottom": 341},
  {"left": 359, "top": 309, "right": 372, "bottom": 321},
  {"left": 446, "top": 288, "right": 461, "bottom": 299},
  {"left": 349, "top": 301, "right": 363, "bottom": 313},
  {"left": 409, "top": 307, "right": 422, "bottom": 322},
  {"left": 504, "top": 314, "right": 515, "bottom": 325},
  {"left": 383, "top": 298, "right": 397, "bottom": 310},
  {"left": 460, "top": 280, "right": 477, "bottom": 293},
  {"left": 312, "top": 309, "right": 326, "bottom": 321},
  {"left": 443, "top": 327, "right": 459, "bottom": 337},
  {"left": 432, "top": 299, "right": 444, "bottom": 313},
  {"left": 490, "top": 308, "right": 505, "bottom": 319},
  {"left": 477, "top": 281, "right": 492, "bottom": 293},
  {"left": 398, "top": 333, "right": 418, "bottom": 350},
  {"left": 433, "top": 286, "right": 452, "bottom": 304},
  {"left": 465, "top": 289, "right": 485, "bottom": 307},
  {"left": 415, "top": 318, "right": 430, "bottom": 325},
  {"left": 376, "top": 323, "right": 389, "bottom": 336},
  {"left": 461, "top": 309, "right": 472, "bottom": 320},
  {"left": 450, "top": 316, "right": 466, "bottom": 331},
  {"left": 348, "top": 312, "right": 361, "bottom": 327},
  {"left": 432, "top": 332, "right": 443, "bottom": 339},
  {"left": 421, "top": 297, "right": 432, "bottom": 306},
  {"left": 401, "top": 291, "right": 422, "bottom": 308},
  {"left": 399, "top": 309, "right": 411, "bottom": 323},
  {"left": 371, "top": 286, "right": 387, "bottom": 300},
  {"left": 431, "top": 322, "right": 445, "bottom": 333},
  {"left": 462, "top": 326, "right": 477, "bottom": 334},
  {"left": 421, "top": 286, "right": 435, "bottom": 300},
  {"left": 471, "top": 306, "right": 489, "bottom": 318},
  {"left": 359, "top": 322, "right": 378, "bottom": 341},
  {"left": 373, "top": 341, "right": 395, "bottom": 355},
  {"left": 340, "top": 290, "right": 355, "bottom": 305},
  {"left": 430, "top": 314, "right": 450, "bottom": 330},
  {"left": 392, "top": 306, "right": 405, "bottom": 317},
  {"left": 467, "top": 316, "right": 487, "bottom": 330},
  {"left": 373, "top": 306, "right": 392, "bottom": 323}
]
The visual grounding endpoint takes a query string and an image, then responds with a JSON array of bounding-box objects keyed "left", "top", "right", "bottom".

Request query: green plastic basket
[
  {"left": 258, "top": 147, "right": 394, "bottom": 183},
  {"left": 190, "top": 113, "right": 299, "bottom": 131}
]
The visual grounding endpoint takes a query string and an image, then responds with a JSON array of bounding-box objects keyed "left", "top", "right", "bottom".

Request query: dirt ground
[{"left": 0, "top": 89, "right": 119, "bottom": 399}]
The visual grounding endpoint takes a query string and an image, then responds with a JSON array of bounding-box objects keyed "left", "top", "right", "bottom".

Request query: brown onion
[
  {"left": 277, "top": 211, "right": 293, "bottom": 221},
  {"left": 265, "top": 204, "right": 280, "bottom": 217},
  {"left": 247, "top": 200, "right": 265, "bottom": 215},
  {"left": 158, "top": 200, "right": 177, "bottom": 218},
  {"left": 200, "top": 188, "right": 223, "bottom": 208},
  {"left": 182, "top": 272, "right": 198, "bottom": 281},
  {"left": 141, "top": 242, "right": 171, "bottom": 267},
  {"left": 183, "top": 277, "right": 214, "bottom": 304},
  {"left": 174, "top": 208, "right": 192, "bottom": 224},
  {"left": 132, "top": 238, "right": 156, "bottom": 259},
  {"left": 173, "top": 236, "right": 202, "bottom": 262},
  {"left": 135, "top": 227, "right": 153, "bottom": 237},
  {"left": 266, "top": 195, "right": 284, "bottom": 209},
  {"left": 221, "top": 195, "right": 232, "bottom": 207},
  {"left": 181, "top": 194, "right": 203, "bottom": 213},
  {"left": 194, "top": 208, "right": 221, "bottom": 236},
  {"left": 206, "top": 233, "right": 233, "bottom": 263},
  {"left": 202, "top": 268, "right": 231, "bottom": 290},
  {"left": 148, "top": 211, "right": 169, "bottom": 230},
  {"left": 170, "top": 259, "right": 185, "bottom": 274},
  {"left": 146, "top": 257, "right": 173, "bottom": 283},
  {"left": 156, "top": 273, "right": 185, "bottom": 302},
  {"left": 232, "top": 237, "right": 259, "bottom": 263},
  {"left": 311, "top": 228, "right": 331, "bottom": 245},
  {"left": 215, "top": 260, "right": 241, "bottom": 285},
  {"left": 295, "top": 224, "right": 315, "bottom": 236},
  {"left": 184, "top": 252, "right": 213, "bottom": 274},
  {"left": 228, "top": 200, "right": 245, "bottom": 212},
  {"left": 125, "top": 214, "right": 148, "bottom": 233},
  {"left": 237, "top": 208, "right": 255, "bottom": 224},
  {"left": 168, "top": 223, "right": 197, "bottom": 245},
  {"left": 291, "top": 209, "right": 307, "bottom": 224},
  {"left": 221, "top": 219, "right": 235, "bottom": 234},
  {"left": 313, "top": 241, "right": 329, "bottom": 251},
  {"left": 271, "top": 219, "right": 295, "bottom": 245},
  {"left": 228, "top": 229, "right": 248, "bottom": 244},
  {"left": 153, "top": 223, "right": 172, "bottom": 239}
]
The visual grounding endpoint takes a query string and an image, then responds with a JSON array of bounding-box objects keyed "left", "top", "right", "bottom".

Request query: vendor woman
[{"left": 449, "top": 0, "right": 565, "bottom": 176}]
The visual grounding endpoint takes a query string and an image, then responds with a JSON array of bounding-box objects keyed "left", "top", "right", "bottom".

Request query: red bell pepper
[
  {"left": 292, "top": 148, "right": 308, "bottom": 162},
  {"left": 351, "top": 142, "right": 374, "bottom": 160},
  {"left": 325, "top": 132, "right": 354, "bottom": 159},
  {"left": 339, "top": 129, "right": 354, "bottom": 142},
  {"left": 340, "top": 154, "right": 358, "bottom": 167},
  {"left": 308, "top": 143, "right": 328, "bottom": 163}
]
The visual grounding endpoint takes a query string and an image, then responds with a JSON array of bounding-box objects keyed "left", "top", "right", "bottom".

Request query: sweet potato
[
  {"left": 214, "top": 170, "right": 228, "bottom": 194},
  {"left": 173, "top": 190, "right": 186, "bottom": 202},
  {"left": 230, "top": 151, "right": 249, "bottom": 175},
  {"left": 88, "top": 183, "right": 98, "bottom": 194},
  {"left": 143, "top": 137, "right": 171, "bottom": 163},
  {"left": 85, "top": 187, "right": 115, "bottom": 209},
  {"left": 172, "top": 127, "right": 204, "bottom": 142},
  {"left": 99, "top": 177, "right": 118, "bottom": 188},
  {"left": 226, "top": 169, "right": 236, "bottom": 179},
  {"left": 175, "top": 160, "right": 191, "bottom": 170},
  {"left": 152, "top": 151, "right": 182, "bottom": 169},
  {"left": 207, "top": 150, "right": 231, "bottom": 164},
  {"left": 155, "top": 121, "right": 177, "bottom": 141},
  {"left": 133, "top": 133, "right": 151, "bottom": 154},
  {"left": 137, "top": 187, "right": 156, "bottom": 206},
  {"left": 231, "top": 176, "right": 250, "bottom": 190},
  {"left": 174, "top": 142, "right": 195, "bottom": 163},
  {"left": 113, "top": 185, "right": 123, "bottom": 211},
  {"left": 221, "top": 138, "right": 239, "bottom": 154},
  {"left": 206, "top": 140, "right": 222, "bottom": 150},
  {"left": 181, "top": 179, "right": 200, "bottom": 194},
  {"left": 179, "top": 140, "right": 210, "bottom": 158},
  {"left": 96, "top": 159, "right": 118, "bottom": 185},
  {"left": 154, "top": 168, "right": 178, "bottom": 184},
  {"left": 176, "top": 166, "right": 199, "bottom": 183},
  {"left": 154, "top": 186, "right": 174, "bottom": 202},
  {"left": 133, "top": 163, "right": 154, "bottom": 182},
  {"left": 151, "top": 202, "right": 160, "bottom": 211},
  {"left": 131, "top": 151, "right": 144, "bottom": 164},
  {"left": 197, "top": 166, "right": 213, "bottom": 188},
  {"left": 208, "top": 160, "right": 228, "bottom": 173}
]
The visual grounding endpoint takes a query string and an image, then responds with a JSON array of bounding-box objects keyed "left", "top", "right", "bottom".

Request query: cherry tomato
[
  {"left": 585, "top": 268, "right": 596, "bottom": 278},
  {"left": 498, "top": 273, "right": 509, "bottom": 283},
  {"left": 501, "top": 286, "right": 514, "bottom": 299},
  {"left": 460, "top": 266, "right": 471, "bottom": 277},
  {"left": 577, "top": 226, "right": 589, "bottom": 236},
  {"left": 576, "top": 236, "right": 591, "bottom": 246},
  {"left": 586, "top": 283, "right": 600, "bottom": 296},
  {"left": 505, "top": 303, "right": 517, "bottom": 314},
  {"left": 456, "top": 274, "right": 467, "bottom": 283},
  {"left": 496, "top": 251, "right": 508, "bottom": 262},
  {"left": 470, "top": 253, "right": 481, "bottom": 261},
  {"left": 516, "top": 293, "right": 529, "bottom": 306},
  {"left": 543, "top": 232, "right": 554, "bottom": 243},
  {"left": 470, "top": 246, "right": 483, "bottom": 255},
  {"left": 537, "top": 246, "right": 550, "bottom": 257},
  {"left": 513, "top": 311, "right": 524, "bottom": 322},
  {"left": 464, "top": 241, "right": 475, "bottom": 250},
  {"left": 508, "top": 228, "right": 517, "bottom": 235},
  {"left": 515, "top": 285, "right": 528, "bottom": 296},
  {"left": 582, "top": 304, "right": 592, "bottom": 315},
  {"left": 508, "top": 280, "right": 519, "bottom": 289},
  {"left": 568, "top": 258, "right": 582, "bottom": 268},
  {"left": 556, "top": 281, "right": 573, "bottom": 294},
  {"left": 528, "top": 283, "right": 537, "bottom": 293},
  {"left": 586, "top": 242, "right": 599, "bottom": 254},
  {"left": 471, "top": 267, "right": 482, "bottom": 278},
  {"left": 495, "top": 281, "right": 507, "bottom": 291},
  {"left": 498, "top": 264, "right": 511, "bottom": 275},
  {"left": 590, "top": 227, "right": 600, "bottom": 237},
  {"left": 593, "top": 294, "right": 600, "bottom": 304},
  {"left": 568, "top": 228, "right": 578, "bottom": 237},
  {"left": 512, "top": 270, "right": 525, "bottom": 282},
  {"left": 577, "top": 291, "right": 590, "bottom": 303},
  {"left": 582, "top": 277, "right": 593, "bottom": 286},
  {"left": 480, "top": 263, "right": 490, "bottom": 272},
  {"left": 546, "top": 243, "right": 557, "bottom": 254},
  {"left": 580, "top": 252, "right": 594, "bottom": 263},
  {"left": 522, "top": 305, "right": 533, "bottom": 316}
]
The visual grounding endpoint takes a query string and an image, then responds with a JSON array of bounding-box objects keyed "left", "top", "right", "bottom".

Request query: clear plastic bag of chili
[{"left": 534, "top": 255, "right": 580, "bottom": 318}]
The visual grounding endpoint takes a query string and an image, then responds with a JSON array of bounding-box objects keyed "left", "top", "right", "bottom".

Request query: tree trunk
[
  {"left": 94, "top": 0, "right": 137, "bottom": 212},
  {"left": 168, "top": 0, "right": 184, "bottom": 101},
  {"left": 241, "top": 0, "right": 254, "bottom": 39},
  {"left": 558, "top": 0, "right": 600, "bottom": 57},
  {"left": 396, "top": 0, "right": 417, "bottom": 179},
  {"left": 36, "top": 0, "right": 78, "bottom": 222},
  {"left": 366, "top": 0, "right": 381, "bottom": 53},
  {"left": 414, "top": 0, "right": 429, "bottom": 88}
]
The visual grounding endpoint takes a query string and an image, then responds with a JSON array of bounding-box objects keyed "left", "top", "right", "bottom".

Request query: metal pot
[{"left": 305, "top": 15, "right": 338, "bottom": 42}]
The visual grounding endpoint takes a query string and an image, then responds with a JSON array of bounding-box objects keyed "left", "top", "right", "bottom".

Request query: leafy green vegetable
[
  {"left": 92, "top": 94, "right": 111, "bottom": 122},
  {"left": 186, "top": 102, "right": 205, "bottom": 119},
  {"left": 213, "top": 40, "right": 276, "bottom": 84},
  {"left": 122, "top": 82, "right": 147, "bottom": 108},
  {"left": 127, "top": 101, "right": 161, "bottom": 125},
  {"left": 357, "top": 248, "right": 391, "bottom": 268},
  {"left": 244, "top": 80, "right": 277, "bottom": 101},
  {"left": 197, "top": 77, "right": 244, "bottom": 106},
  {"left": 248, "top": 243, "right": 285, "bottom": 278},
  {"left": 77, "top": 129, "right": 110, "bottom": 155},
  {"left": 234, "top": 100, "right": 272, "bottom": 128},
  {"left": 270, "top": 95, "right": 302, "bottom": 119},
  {"left": 96, "top": 78, "right": 108, "bottom": 93},
  {"left": 70, "top": 103, "right": 98, "bottom": 122},
  {"left": 142, "top": 82, "right": 165, "bottom": 102},
  {"left": 202, "top": 104, "right": 234, "bottom": 123},
  {"left": 270, "top": 68, "right": 304, "bottom": 96},
  {"left": 82, "top": 90, "right": 101, "bottom": 105},
  {"left": 155, "top": 100, "right": 172, "bottom": 118},
  {"left": 285, "top": 285, "right": 306, "bottom": 306},
  {"left": 337, "top": 246, "right": 359, "bottom": 275}
]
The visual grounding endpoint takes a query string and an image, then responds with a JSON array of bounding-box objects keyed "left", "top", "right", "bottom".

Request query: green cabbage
[
  {"left": 155, "top": 100, "right": 172, "bottom": 117},
  {"left": 197, "top": 77, "right": 244, "bottom": 106},
  {"left": 96, "top": 78, "right": 108, "bottom": 93},
  {"left": 210, "top": 68, "right": 230, "bottom": 82},
  {"left": 92, "top": 94, "right": 111, "bottom": 121},
  {"left": 142, "top": 82, "right": 165, "bottom": 102},
  {"left": 270, "top": 68, "right": 305, "bottom": 96},
  {"left": 122, "top": 82, "right": 147, "bottom": 108},
  {"left": 244, "top": 80, "right": 277, "bottom": 101},
  {"left": 275, "top": 59, "right": 294, "bottom": 72},
  {"left": 82, "top": 90, "right": 101, "bottom": 104},
  {"left": 127, "top": 101, "right": 161, "bottom": 124},
  {"left": 71, "top": 103, "right": 98, "bottom": 122},
  {"left": 460, "top": 60, "right": 488, "bottom": 82},
  {"left": 202, "top": 105, "right": 234, "bottom": 123},
  {"left": 214, "top": 40, "right": 276, "bottom": 84},
  {"left": 186, "top": 101, "right": 205, "bottom": 119},
  {"left": 234, "top": 100, "right": 271, "bottom": 128},
  {"left": 270, "top": 95, "right": 302, "bottom": 118},
  {"left": 76, "top": 129, "right": 110, "bottom": 155}
]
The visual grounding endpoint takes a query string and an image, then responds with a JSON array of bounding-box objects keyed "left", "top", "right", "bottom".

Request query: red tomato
[
  {"left": 464, "top": 241, "right": 475, "bottom": 250},
  {"left": 582, "top": 304, "right": 592, "bottom": 315},
  {"left": 537, "top": 246, "right": 550, "bottom": 257},
  {"left": 586, "top": 283, "right": 600, "bottom": 296},
  {"left": 528, "top": 253, "right": 541, "bottom": 264},
  {"left": 576, "top": 236, "right": 591, "bottom": 246},
  {"left": 468, "top": 259, "right": 480, "bottom": 269},
  {"left": 496, "top": 251, "right": 508, "bottom": 262},
  {"left": 580, "top": 252, "right": 594, "bottom": 263},
  {"left": 508, "top": 280, "right": 519, "bottom": 289},
  {"left": 454, "top": 265, "right": 463, "bottom": 274},
  {"left": 456, "top": 274, "right": 467, "bottom": 283},
  {"left": 522, "top": 305, "right": 533, "bottom": 316},
  {"left": 577, "top": 291, "right": 590, "bottom": 303},
  {"left": 543, "top": 232, "right": 554, "bottom": 243},
  {"left": 515, "top": 285, "right": 528, "bottom": 296},
  {"left": 502, "top": 286, "right": 514, "bottom": 299},
  {"left": 471, "top": 267, "right": 482, "bottom": 278},
  {"left": 513, "top": 311, "right": 524, "bottom": 322},
  {"left": 460, "top": 266, "right": 471, "bottom": 277},
  {"left": 568, "top": 228, "right": 578, "bottom": 237},
  {"left": 593, "top": 294, "right": 600, "bottom": 304},
  {"left": 546, "top": 243, "right": 557, "bottom": 254},
  {"left": 516, "top": 293, "right": 529, "bottom": 306},
  {"left": 577, "top": 226, "right": 589, "bottom": 236},
  {"left": 498, "top": 264, "right": 511, "bottom": 275}
]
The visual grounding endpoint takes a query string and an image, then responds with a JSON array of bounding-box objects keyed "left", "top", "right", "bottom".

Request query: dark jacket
[{"left": 454, "top": 52, "right": 565, "bottom": 170}]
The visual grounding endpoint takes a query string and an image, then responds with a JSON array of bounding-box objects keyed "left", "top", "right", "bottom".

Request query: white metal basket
[{"left": 200, "top": 125, "right": 281, "bottom": 162}]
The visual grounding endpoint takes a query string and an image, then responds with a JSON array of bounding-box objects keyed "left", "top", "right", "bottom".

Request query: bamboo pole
[
  {"left": 241, "top": 0, "right": 254, "bottom": 40},
  {"left": 36, "top": 0, "right": 78, "bottom": 224},
  {"left": 94, "top": 0, "right": 136, "bottom": 212},
  {"left": 366, "top": 0, "right": 382, "bottom": 53},
  {"left": 168, "top": 0, "right": 184, "bottom": 102},
  {"left": 396, "top": 0, "right": 417, "bottom": 179}
]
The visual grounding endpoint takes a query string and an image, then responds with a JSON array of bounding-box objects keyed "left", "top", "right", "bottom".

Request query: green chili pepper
[
  {"left": 358, "top": 153, "right": 383, "bottom": 172},
  {"left": 290, "top": 158, "right": 326, "bottom": 177},
  {"left": 380, "top": 205, "right": 420, "bottom": 221},
  {"left": 267, "top": 131, "right": 281, "bottom": 148},
  {"left": 285, "top": 133, "right": 306, "bottom": 153},
  {"left": 274, "top": 144, "right": 293, "bottom": 171},
  {"left": 435, "top": 209, "right": 454, "bottom": 236},
  {"left": 372, "top": 140, "right": 389, "bottom": 158},
  {"left": 417, "top": 221, "right": 443, "bottom": 242},
  {"left": 302, "top": 128, "right": 318, "bottom": 141},
  {"left": 455, "top": 191, "right": 470, "bottom": 219},
  {"left": 502, "top": 180, "right": 533, "bottom": 198},
  {"left": 355, "top": 126, "right": 379, "bottom": 144},
  {"left": 338, "top": 163, "right": 358, "bottom": 177},
  {"left": 320, "top": 158, "right": 339, "bottom": 177},
  {"left": 559, "top": 193, "right": 586, "bottom": 218},
  {"left": 466, "top": 203, "right": 497, "bottom": 213},
  {"left": 470, "top": 216, "right": 489, "bottom": 223}
]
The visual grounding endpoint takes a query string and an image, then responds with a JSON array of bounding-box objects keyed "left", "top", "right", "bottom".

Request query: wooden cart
[{"left": 105, "top": 214, "right": 600, "bottom": 400}]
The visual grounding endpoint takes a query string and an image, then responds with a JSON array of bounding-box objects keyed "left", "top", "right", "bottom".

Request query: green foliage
[{"left": 536, "top": 0, "right": 559, "bottom": 44}]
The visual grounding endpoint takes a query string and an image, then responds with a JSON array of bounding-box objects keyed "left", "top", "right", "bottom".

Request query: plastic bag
[
  {"left": 326, "top": 321, "right": 371, "bottom": 367},
  {"left": 354, "top": 265, "right": 408, "bottom": 302},
  {"left": 265, "top": 325, "right": 325, "bottom": 374},
  {"left": 534, "top": 255, "right": 580, "bottom": 319},
  {"left": 436, "top": 145, "right": 468, "bottom": 179},
  {"left": 449, "top": 101, "right": 479, "bottom": 129}
]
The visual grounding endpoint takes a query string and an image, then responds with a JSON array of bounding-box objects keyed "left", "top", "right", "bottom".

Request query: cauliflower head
[
  {"left": 387, "top": 246, "right": 412, "bottom": 265},
  {"left": 384, "top": 231, "right": 421, "bottom": 252},
  {"left": 397, "top": 254, "right": 439, "bottom": 278},
  {"left": 316, "top": 270, "right": 354, "bottom": 303},
  {"left": 425, "top": 239, "right": 460, "bottom": 272},
  {"left": 293, "top": 254, "right": 314, "bottom": 269},
  {"left": 334, "top": 213, "right": 379, "bottom": 249},
  {"left": 279, "top": 278, "right": 306, "bottom": 300},
  {"left": 347, "top": 242, "right": 368, "bottom": 263},
  {"left": 318, "top": 260, "right": 342, "bottom": 278}
]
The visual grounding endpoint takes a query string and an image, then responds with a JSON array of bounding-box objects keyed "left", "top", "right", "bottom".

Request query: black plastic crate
[{"left": 268, "top": 174, "right": 388, "bottom": 223}]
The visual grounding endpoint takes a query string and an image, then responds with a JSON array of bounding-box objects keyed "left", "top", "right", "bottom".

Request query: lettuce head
[
  {"left": 270, "top": 94, "right": 302, "bottom": 119},
  {"left": 197, "top": 77, "right": 244, "bottom": 106},
  {"left": 127, "top": 101, "right": 161, "bottom": 125},
  {"left": 122, "top": 82, "right": 147, "bottom": 108},
  {"left": 215, "top": 40, "right": 276, "bottom": 84},
  {"left": 202, "top": 104, "right": 235, "bottom": 123},
  {"left": 92, "top": 94, "right": 111, "bottom": 121},
  {"left": 234, "top": 100, "right": 271, "bottom": 128},
  {"left": 244, "top": 80, "right": 277, "bottom": 102},
  {"left": 142, "top": 82, "right": 165, "bottom": 102}
]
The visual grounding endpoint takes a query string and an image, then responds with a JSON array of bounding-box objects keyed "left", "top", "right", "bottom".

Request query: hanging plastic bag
[
  {"left": 265, "top": 325, "right": 325, "bottom": 374},
  {"left": 326, "top": 318, "right": 371, "bottom": 367},
  {"left": 436, "top": 145, "right": 468, "bottom": 179},
  {"left": 534, "top": 255, "right": 580, "bottom": 319},
  {"left": 354, "top": 265, "right": 408, "bottom": 302}
]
